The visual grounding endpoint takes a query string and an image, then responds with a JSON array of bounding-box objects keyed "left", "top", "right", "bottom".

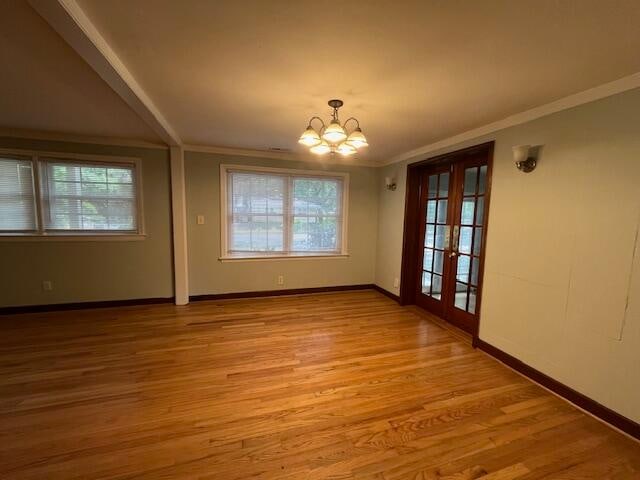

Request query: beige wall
[
  {"left": 185, "top": 152, "right": 378, "bottom": 295},
  {"left": 0, "top": 137, "right": 174, "bottom": 307},
  {"left": 376, "top": 88, "right": 640, "bottom": 423}
]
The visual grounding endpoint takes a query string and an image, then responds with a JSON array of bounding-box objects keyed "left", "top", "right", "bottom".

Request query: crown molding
[
  {"left": 0, "top": 127, "right": 168, "bottom": 150},
  {"left": 29, "top": 0, "right": 181, "bottom": 146},
  {"left": 184, "top": 143, "right": 380, "bottom": 167},
  {"left": 383, "top": 72, "right": 640, "bottom": 166}
]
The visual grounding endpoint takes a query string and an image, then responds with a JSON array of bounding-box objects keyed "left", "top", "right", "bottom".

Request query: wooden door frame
[{"left": 399, "top": 141, "right": 494, "bottom": 343}]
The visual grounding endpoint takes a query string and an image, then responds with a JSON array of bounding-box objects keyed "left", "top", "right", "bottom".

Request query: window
[
  {"left": 221, "top": 165, "right": 348, "bottom": 258},
  {"left": 0, "top": 151, "right": 142, "bottom": 237}
]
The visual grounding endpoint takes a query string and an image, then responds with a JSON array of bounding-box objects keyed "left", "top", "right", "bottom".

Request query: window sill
[
  {"left": 0, "top": 233, "right": 146, "bottom": 242},
  {"left": 219, "top": 253, "right": 350, "bottom": 262}
]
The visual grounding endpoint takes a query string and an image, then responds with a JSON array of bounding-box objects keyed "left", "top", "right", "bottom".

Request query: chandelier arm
[
  {"left": 308, "top": 116, "right": 326, "bottom": 131},
  {"left": 342, "top": 117, "right": 361, "bottom": 133}
]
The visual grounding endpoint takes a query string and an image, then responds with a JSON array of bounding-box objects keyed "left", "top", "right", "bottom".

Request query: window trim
[
  {"left": 0, "top": 148, "right": 145, "bottom": 240},
  {"left": 219, "top": 164, "right": 349, "bottom": 260}
]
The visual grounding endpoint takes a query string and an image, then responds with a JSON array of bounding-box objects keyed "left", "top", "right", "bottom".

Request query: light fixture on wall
[
  {"left": 513, "top": 144, "right": 538, "bottom": 173},
  {"left": 385, "top": 176, "right": 397, "bottom": 191},
  {"left": 299, "top": 99, "right": 368, "bottom": 156}
]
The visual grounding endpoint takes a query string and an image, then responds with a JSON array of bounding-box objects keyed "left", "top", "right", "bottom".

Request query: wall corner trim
[{"left": 476, "top": 338, "right": 640, "bottom": 442}]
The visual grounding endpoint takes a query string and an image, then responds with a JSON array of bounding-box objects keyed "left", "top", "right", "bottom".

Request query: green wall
[
  {"left": 0, "top": 137, "right": 174, "bottom": 307},
  {"left": 185, "top": 152, "right": 379, "bottom": 295}
]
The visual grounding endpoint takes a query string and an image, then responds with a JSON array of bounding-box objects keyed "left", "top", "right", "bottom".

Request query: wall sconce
[
  {"left": 513, "top": 144, "right": 538, "bottom": 173},
  {"left": 385, "top": 176, "right": 397, "bottom": 191}
]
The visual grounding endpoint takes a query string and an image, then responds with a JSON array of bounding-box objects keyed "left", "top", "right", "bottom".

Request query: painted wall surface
[
  {"left": 0, "top": 137, "right": 174, "bottom": 306},
  {"left": 185, "top": 152, "right": 378, "bottom": 295},
  {"left": 376, "top": 88, "right": 640, "bottom": 423}
]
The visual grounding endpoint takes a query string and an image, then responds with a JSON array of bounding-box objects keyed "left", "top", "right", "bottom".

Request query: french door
[{"left": 413, "top": 150, "right": 491, "bottom": 335}]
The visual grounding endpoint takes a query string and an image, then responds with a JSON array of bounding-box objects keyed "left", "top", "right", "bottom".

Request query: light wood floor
[{"left": 1, "top": 290, "right": 638, "bottom": 479}]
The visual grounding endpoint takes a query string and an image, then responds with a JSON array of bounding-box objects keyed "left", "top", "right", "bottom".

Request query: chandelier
[{"left": 298, "top": 99, "right": 368, "bottom": 156}]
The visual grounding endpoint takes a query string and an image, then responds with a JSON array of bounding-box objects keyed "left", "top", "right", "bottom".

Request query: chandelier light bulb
[
  {"left": 310, "top": 140, "right": 331, "bottom": 155},
  {"left": 337, "top": 142, "right": 357, "bottom": 156},
  {"left": 346, "top": 128, "right": 368, "bottom": 149},
  {"left": 298, "top": 126, "right": 322, "bottom": 147},
  {"left": 322, "top": 120, "right": 347, "bottom": 144}
]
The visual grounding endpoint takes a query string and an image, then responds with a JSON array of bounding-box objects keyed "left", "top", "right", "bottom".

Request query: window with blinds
[
  {"left": 0, "top": 156, "right": 37, "bottom": 232},
  {"left": 40, "top": 160, "right": 138, "bottom": 232},
  {"left": 0, "top": 153, "right": 141, "bottom": 236},
  {"left": 223, "top": 166, "right": 347, "bottom": 257}
]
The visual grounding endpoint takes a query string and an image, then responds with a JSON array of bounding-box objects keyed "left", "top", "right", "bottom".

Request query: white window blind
[
  {"left": 0, "top": 156, "right": 37, "bottom": 232},
  {"left": 225, "top": 168, "right": 346, "bottom": 257},
  {"left": 40, "top": 160, "right": 138, "bottom": 232}
]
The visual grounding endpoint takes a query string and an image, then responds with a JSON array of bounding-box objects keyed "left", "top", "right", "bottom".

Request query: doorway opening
[{"left": 399, "top": 142, "right": 494, "bottom": 340}]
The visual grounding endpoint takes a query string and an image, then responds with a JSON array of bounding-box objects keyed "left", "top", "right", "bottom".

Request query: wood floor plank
[{"left": 0, "top": 290, "right": 638, "bottom": 479}]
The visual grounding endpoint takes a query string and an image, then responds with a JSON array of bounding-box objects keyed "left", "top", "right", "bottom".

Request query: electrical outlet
[
  {"left": 196, "top": 215, "right": 205, "bottom": 225},
  {"left": 42, "top": 280, "right": 53, "bottom": 291},
  {"left": 393, "top": 278, "right": 399, "bottom": 288},
  {"left": 277, "top": 275, "right": 284, "bottom": 286}
]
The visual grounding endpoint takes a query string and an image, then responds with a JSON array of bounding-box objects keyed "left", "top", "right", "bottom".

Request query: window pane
[
  {"left": 422, "top": 271, "right": 432, "bottom": 294},
  {"left": 423, "top": 248, "right": 434, "bottom": 271},
  {"left": 456, "top": 254, "right": 471, "bottom": 283},
  {"left": 426, "top": 200, "right": 436, "bottom": 223},
  {"left": 438, "top": 172, "right": 449, "bottom": 198},
  {"left": 433, "top": 250, "right": 444, "bottom": 274},
  {"left": 425, "top": 224, "right": 435, "bottom": 248},
  {"left": 461, "top": 198, "right": 475, "bottom": 225},
  {"left": 473, "top": 227, "right": 483, "bottom": 255},
  {"left": 459, "top": 226, "right": 473, "bottom": 254},
  {"left": 229, "top": 172, "right": 286, "bottom": 252},
  {"left": 468, "top": 287, "right": 477, "bottom": 314},
  {"left": 431, "top": 274, "right": 442, "bottom": 300},
  {"left": 42, "top": 160, "right": 137, "bottom": 231},
  {"left": 471, "top": 257, "right": 480, "bottom": 286},
  {"left": 0, "top": 156, "right": 37, "bottom": 231},
  {"left": 475, "top": 196, "right": 484, "bottom": 226},
  {"left": 291, "top": 177, "right": 341, "bottom": 252},
  {"left": 436, "top": 200, "right": 448, "bottom": 224},
  {"left": 455, "top": 282, "right": 468, "bottom": 310},
  {"left": 428, "top": 175, "right": 437, "bottom": 198},
  {"left": 478, "top": 165, "right": 487, "bottom": 194},
  {"left": 463, "top": 167, "right": 477, "bottom": 195}
]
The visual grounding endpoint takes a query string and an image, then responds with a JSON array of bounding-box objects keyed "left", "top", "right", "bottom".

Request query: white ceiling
[
  {"left": 0, "top": 1, "right": 158, "bottom": 142},
  {"left": 4, "top": 1, "right": 640, "bottom": 163}
]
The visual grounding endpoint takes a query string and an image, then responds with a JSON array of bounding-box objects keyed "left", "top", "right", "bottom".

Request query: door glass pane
[
  {"left": 438, "top": 172, "right": 449, "bottom": 197},
  {"left": 436, "top": 200, "right": 448, "bottom": 224},
  {"left": 422, "top": 272, "right": 432, "bottom": 294},
  {"left": 456, "top": 255, "right": 470, "bottom": 282},
  {"left": 433, "top": 250, "right": 444, "bottom": 274},
  {"left": 423, "top": 248, "right": 434, "bottom": 271},
  {"left": 468, "top": 287, "right": 477, "bottom": 314},
  {"left": 471, "top": 257, "right": 480, "bottom": 286},
  {"left": 426, "top": 200, "right": 436, "bottom": 223},
  {"left": 461, "top": 198, "right": 475, "bottom": 225},
  {"left": 432, "top": 274, "right": 442, "bottom": 300},
  {"left": 464, "top": 167, "right": 478, "bottom": 195},
  {"left": 459, "top": 226, "right": 473, "bottom": 254},
  {"left": 454, "top": 282, "right": 468, "bottom": 310},
  {"left": 475, "top": 196, "right": 484, "bottom": 226},
  {"left": 478, "top": 165, "right": 487, "bottom": 194},
  {"left": 425, "top": 224, "right": 435, "bottom": 248},
  {"left": 435, "top": 225, "right": 447, "bottom": 249},
  {"left": 428, "top": 175, "right": 438, "bottom": 198},
  {"left": 473, "top": 227, "right": 483, "bottom": 255}
]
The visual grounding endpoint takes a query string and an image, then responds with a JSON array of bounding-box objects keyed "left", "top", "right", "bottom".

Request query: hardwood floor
[{"left": 1, "top": 290, "right": 638, "bottom": 479}]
